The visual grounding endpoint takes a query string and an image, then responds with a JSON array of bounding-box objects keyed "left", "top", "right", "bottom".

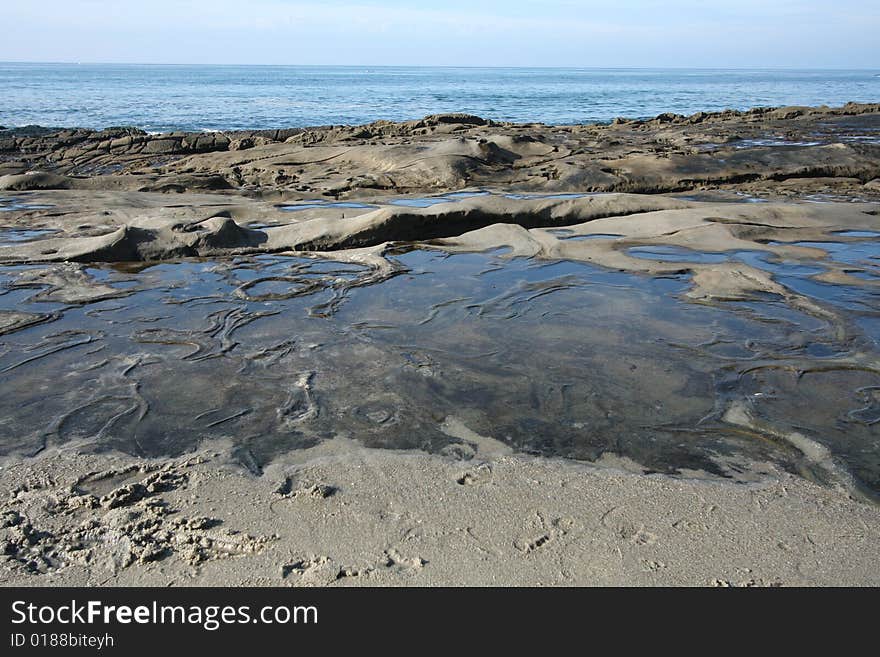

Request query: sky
[{"left": 1, "top": 0, "right": 878, "bottom": 68}]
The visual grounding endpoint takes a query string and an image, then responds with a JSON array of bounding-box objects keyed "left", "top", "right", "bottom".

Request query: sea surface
[{"left": 1, "top": 64, "right": 878, "bottom": 132}]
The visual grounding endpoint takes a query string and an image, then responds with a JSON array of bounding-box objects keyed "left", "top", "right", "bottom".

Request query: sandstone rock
[{"left": 0, "top": 171, "right": 73, "bottom": 190}]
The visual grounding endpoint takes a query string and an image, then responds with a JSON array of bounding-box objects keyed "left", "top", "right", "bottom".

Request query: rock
[
  {"left": 229, "top": 136, "right": 256, "bottom": 151},
  {"left": 422, "top": 113, "right": 488, "bottom": 126},
  {"left": 141, "top": 138, "right": 183, "bottom": 154},
  {"left": 0, "top": 172, "right": 73, "bottom": 190}
]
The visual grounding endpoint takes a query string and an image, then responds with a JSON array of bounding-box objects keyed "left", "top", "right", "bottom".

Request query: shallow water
[
  {"left": 278, "top": 201, "right": 377, "bottom": 212},
  {"left": 733, "top": 138, "right": 823, "bottom": 148},
  {"left": 0, "top": 228, "right": 59, "bottom": 245},
  {"left": 675, "top": 192, "right": 769, "bottom": 204},
  {"left": 631, "top": 237, "right": 880, "bottom": 270},
  {"left": 770, "top": 239, "right": 880, "bottom": 268},
  {"left": 0, "top": 197, "right": 55, "bottom": 213},
  {"left": 1, "top": 241, "right": 879, "bottom": 496},
  {"left": 0, "top": 198, "right": 59, "bottom": 249},
  {"left": 389, "top": 198, "right": 458, "bottom": 208},
  {"left": 833, "top": 230, "right": 880, "bottom": 238},
  {"left": 383, "top": 192, "right": 590, "bottom": 207},
  {"left": 628, "top": 245, "right": 833, "bottom": 277},
  {"left": 628, "top": 245, "right": 728, "bottom": 264},
  {"left": 279, "top": 190, "right": 588, "bottom": 212},
  {"left": 561, "top": 233, "right": 624, "bottom": 241}
]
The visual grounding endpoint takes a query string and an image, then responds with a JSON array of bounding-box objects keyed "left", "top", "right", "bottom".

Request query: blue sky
[{"left": 2, "top": 0, "right": 878, "bottom": 68}]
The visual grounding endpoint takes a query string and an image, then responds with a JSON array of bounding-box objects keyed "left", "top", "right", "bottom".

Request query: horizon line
[{"left": 2, "top": 60, "right": 879, "bottom": 71}]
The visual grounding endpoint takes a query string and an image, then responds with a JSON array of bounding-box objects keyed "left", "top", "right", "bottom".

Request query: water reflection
[{"left": 0, "top": 244, "right": 878, "bottom": 496}]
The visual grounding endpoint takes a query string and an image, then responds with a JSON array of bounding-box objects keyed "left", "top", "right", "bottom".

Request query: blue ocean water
[{"left": 1, "top": 63, "right": 878, "bottom": 132}]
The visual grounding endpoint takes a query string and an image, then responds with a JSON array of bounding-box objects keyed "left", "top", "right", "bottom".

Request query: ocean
[{"left": 0, "top": 63, "right": 878, "bottom": 132}]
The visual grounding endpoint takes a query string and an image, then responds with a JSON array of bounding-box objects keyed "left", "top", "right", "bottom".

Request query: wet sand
[{"left": 2, "top": 103, "right": 880, "bottom": 586}]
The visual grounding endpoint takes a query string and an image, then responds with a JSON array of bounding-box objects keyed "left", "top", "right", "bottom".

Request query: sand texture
[{"left": 3, "top": 444, "right": 879, "bottom": 587}]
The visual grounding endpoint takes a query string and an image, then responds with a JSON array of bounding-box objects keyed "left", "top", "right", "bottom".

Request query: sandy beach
[
  {"left": 3, "top": 442, "right": 880, "bottom": 587},
  {"left": 2, "top": 102, "right": 880, "bottom": 586}
]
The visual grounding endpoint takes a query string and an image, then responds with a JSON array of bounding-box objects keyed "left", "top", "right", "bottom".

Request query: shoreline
[
  {"left": 3, "top": 102, "right": 879, "bottom": 204},
  {"left": 3, "top": 99, "right": 879, "bottom": 144},
  {"left": 2, "top": 100, "right": 877, "bottom": 131}
]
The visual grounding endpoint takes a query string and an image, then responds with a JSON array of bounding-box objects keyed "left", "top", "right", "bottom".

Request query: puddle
[
  {"left": 0, "top": 227, "right": 60, "bottom": 246},
  {"left": 628, "top": 245, "right": 728, "bottom": 264},
  {"left": 0, "top": 197, "right": 55, "bottom": 213},
  {"left": 388, "top": 191, "right": 591, "bottom": 206},
  {"left": 387, "top": 191, "right": 497, "bottom": 207},
  {"left": 280, "top": 191, "right": 494, "bottom": 212},
  {"left": 388, "top": 197, "right": 457, "bottom": 208},
  {"left": 804, "top": 194, "right": 870, "bottom": 204},
  {"left": 832, "top": 230, "right": 880, "bottom": 238},
  {"left": 776, "top": 274, "right": 880, "bottom": 311},
  {"left": 626, "top": 243, "right": 877, "bottom": 278},
  {"left": 624, "top": 239, "right": 880, "bottom": 316},
  {"left": 83, "top": 267, "right": 140, "bottom": 289},
  {"left": 504, "top": 193, "right": 590, "bottom": 201},
  {"left": 848, "top": 270, "right": 880, "bottom": 281},
  {"left": 442, "top": 191, "right": 491, "bottom": 199},
  {"left": 675, "top": 192, "right": 767, "bottom": 204},
  {"left": 278, "top": 201, "right": 377, "bottom": 212},
  {"left": 733, "top": 138, "right": 824, "bottom": 149},
  {"left": 278, "top": 190, "right": 602, "bottom": 212},
  {"left": 836, "top": 135, "right": 880, "bottom": 145},
  {"left": 2, "top": 244, "right": 880, "bottom": 497},
  {"left": 562, "top": 233, "right": 624, "bottom": 241},
  {"left": 729, "top": 250, "right": 827, "bottom": 277},
  {"left": 545, "top": 228, "right": 622, "bottom": 241},
  {"left": 769, "top": 239, "right": 880, "bottom": 268}
]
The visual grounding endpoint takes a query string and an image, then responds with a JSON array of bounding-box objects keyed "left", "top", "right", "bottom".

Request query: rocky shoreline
[
  {"left": 2, "top": 102, "right": 880, "bottom": 586},
  {"left": 2, "top": 102, "right": 879, "bottom": 199}
]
